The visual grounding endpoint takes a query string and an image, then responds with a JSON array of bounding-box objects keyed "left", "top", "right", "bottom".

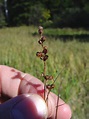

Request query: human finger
[
  {"left": 0, "top": 65, "right": 72, "bottom": 119},
  {"left": 47, "top": 92, "right": 72, "bottom": 119},
  {"left": 0, "top": 65, "right": 44, "bottom": 99},
  {"left": 19, "top": 75, "right": 72, "bottom": 119},
  {"left": 0, "top": 94, "right": 48, "bottom": 119}
]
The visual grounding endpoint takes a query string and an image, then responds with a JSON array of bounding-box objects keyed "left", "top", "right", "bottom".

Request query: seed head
[
  {"left": 42, "top": 46, "right": 48, "bottom": 54},
  {"left": 36, "top": 52, "right": 44, "bottom": 58},
  {"left": 46, "top": 84, "right": 54, "bottom": 90},
  {"left": 38, "top": 36, "right": 46, "bottom": 45},
  {"left": 38, "top": 26, "right": 43, "bottom": 35},
  {"left": 44, "top": 75, "right": 53, "bottom": 80},
  {"left": 41, "top": 36, "right": 46, "bottom": 42},
  {"left": 41, "top": 55, "right": 48, "bottom": 61},
  {"left": 38, "top": 40, "right": 43, "bottom": 44}
]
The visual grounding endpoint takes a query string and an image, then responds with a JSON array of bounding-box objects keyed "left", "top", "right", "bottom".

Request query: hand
[{"left": 0, "top": 65, "right": 72, "bottom": 119}]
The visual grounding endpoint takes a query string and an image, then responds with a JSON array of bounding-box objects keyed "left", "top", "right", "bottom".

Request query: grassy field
[{"left": 0, "top": 26, "right": 89, "bottom": 119}]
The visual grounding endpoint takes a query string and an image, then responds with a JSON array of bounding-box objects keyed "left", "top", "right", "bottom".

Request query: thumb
[{"left": 0, "top": 94, "right": 48, "bottom": 119}]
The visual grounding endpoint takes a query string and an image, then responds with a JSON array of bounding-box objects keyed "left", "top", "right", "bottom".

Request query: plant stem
[
  {"left": 43, "top": 61, "right": 46, "bottom": 100},
  {"left": 55, "top": 89, "right": 60, "bottom": 119}
]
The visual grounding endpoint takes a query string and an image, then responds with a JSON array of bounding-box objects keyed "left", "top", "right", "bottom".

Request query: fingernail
[{"left": 11, "top": 94, "right": 48, "bottom": 119}]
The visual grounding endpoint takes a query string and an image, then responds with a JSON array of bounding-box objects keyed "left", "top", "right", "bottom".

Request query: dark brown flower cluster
[
  {"left": 36, "top": 26, "right": 54, "bottom": 98},
  {"left": 36, "top": 26, "right": 48, "bottom": 62}
]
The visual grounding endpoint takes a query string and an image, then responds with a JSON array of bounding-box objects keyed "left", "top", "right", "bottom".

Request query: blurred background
[
  {"left": 0, "top": 0, "right": 89, "bottom": 28},
  {"left": 0, "top": 0, "right": 89, "bottom": 119}
]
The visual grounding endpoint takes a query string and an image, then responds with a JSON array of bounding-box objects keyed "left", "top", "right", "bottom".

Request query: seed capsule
[
  {"left": 36, "top": 52, "right": 44, "bottom": 58},
  {"left": 43, "top": 55, "right": 48, "bottom": 61},
  {"left": 41, "top": 36, "right": 46, "bottom": 42},
  {"left": 38, "top": 36, "right": 46, "bottom": 45},
  {"left": 38, "top": 26, "right": 43, "bottom": 35},
  {"left": 42, "top": 47, "right": 48, "bottom": 54},
  {"left": 38, "top": 40, "right": 43, "bottom": 44},
  {"left": 49, "top": 76, "right": 53, "bottom": 80},
  {"left": 46, "top": 84, "right": 54, "bottom": 90},
  {"left": 44, "top": 75, "right": 53, "bottom": 80}
]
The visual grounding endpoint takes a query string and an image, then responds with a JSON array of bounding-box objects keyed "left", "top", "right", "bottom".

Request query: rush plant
[
  {"left": 36, "top": 26, "right": 60, "bottom": 119},
  {"left": 36, "top": 26, "right": 54, "bottom": 100}
]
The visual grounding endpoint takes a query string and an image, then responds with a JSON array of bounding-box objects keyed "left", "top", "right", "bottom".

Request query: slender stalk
[
  {"left": 43, "top": 61, "right": 46, "bottom": 100},
  {"left": 45, "top": 89, "right": 51, "bottom": 102},
  {"left": 55, "top": 89, "right": 60, "bottom": 119},
  {"left": 55, "top": 79, "right": 63, "bottom": 119}
]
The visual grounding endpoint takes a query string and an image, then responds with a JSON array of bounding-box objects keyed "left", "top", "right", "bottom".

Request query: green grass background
[{"left": 0, "top": 26, "right": 89, "bottom": 119}]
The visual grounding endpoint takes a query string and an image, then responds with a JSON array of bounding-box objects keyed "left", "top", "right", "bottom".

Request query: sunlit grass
[
  {"left": 44, "top": 27, "right": 89, "bottom": 35},
  {"left": 0, "top": 26, "right": 89, "bottom": 119}
]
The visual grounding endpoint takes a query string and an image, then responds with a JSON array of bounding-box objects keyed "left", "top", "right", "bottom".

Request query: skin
[{"left": 0, "top": 65, "right": 72, "bottom": 119}]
